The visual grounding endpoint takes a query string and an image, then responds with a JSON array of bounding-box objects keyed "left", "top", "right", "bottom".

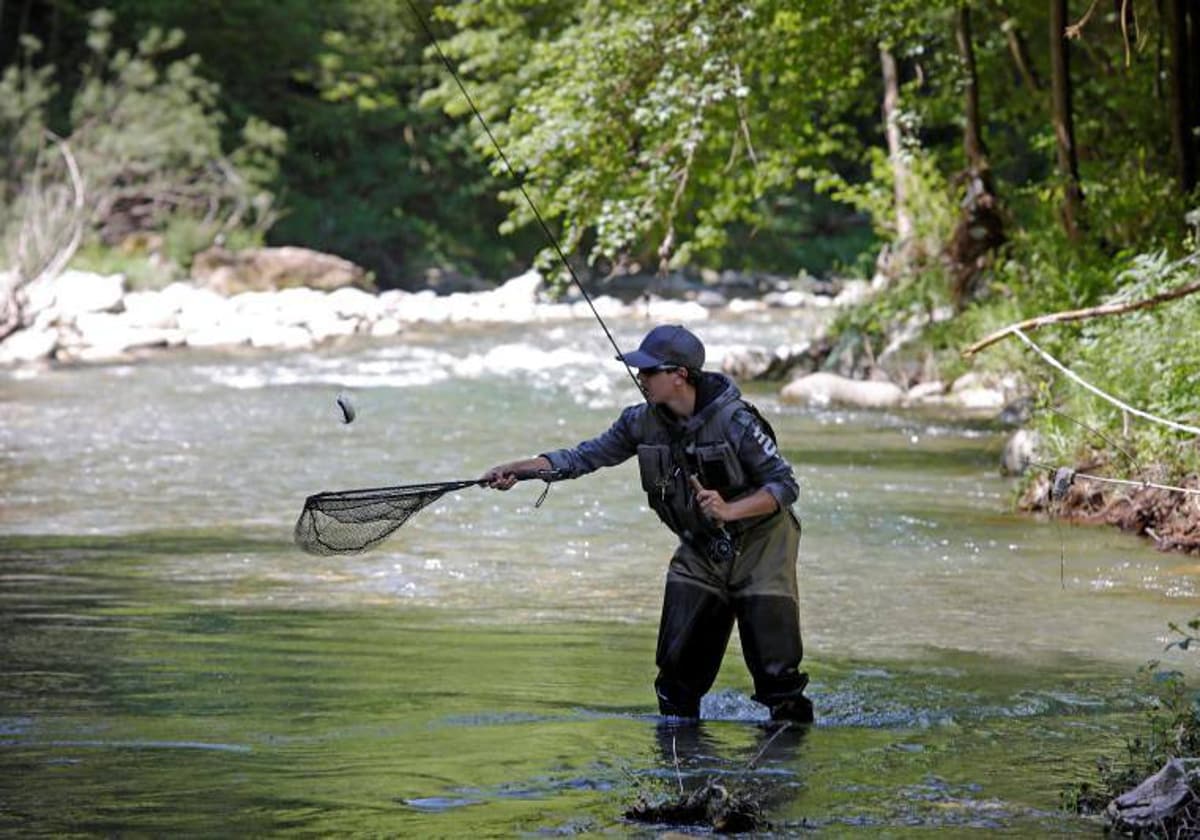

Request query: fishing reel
[{"left": 707, "top": 532, "right": 737, "bottom": 563}]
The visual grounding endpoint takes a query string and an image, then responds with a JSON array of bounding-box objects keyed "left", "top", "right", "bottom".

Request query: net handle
[
  {"left": 306, "top": 469, "right": 560, "bottom": 504},
  {"left": 505, "top": 468, "right": 562, "bottom": 483}
]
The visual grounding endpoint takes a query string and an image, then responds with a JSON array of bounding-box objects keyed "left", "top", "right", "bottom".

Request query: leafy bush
[
  {"left": 0, "top": 9, "right": 284, "bottom": 281},
  {"left": 1024, "top": 245, "right": 1200, "bottom": 476}
]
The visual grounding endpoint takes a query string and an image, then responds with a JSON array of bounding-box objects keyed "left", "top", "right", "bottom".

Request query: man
[{"left": 483, "top": 324, "right": 812, "bottom": 723}]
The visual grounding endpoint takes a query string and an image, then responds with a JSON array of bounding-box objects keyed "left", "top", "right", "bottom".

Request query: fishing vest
[{"left": 633, "top": 397, "right": 776, "bottom": 555}]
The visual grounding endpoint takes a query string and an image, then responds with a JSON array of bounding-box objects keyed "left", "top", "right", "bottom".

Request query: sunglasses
[{"left": 637, "top": 365, "right": 680, "bottom": 377}]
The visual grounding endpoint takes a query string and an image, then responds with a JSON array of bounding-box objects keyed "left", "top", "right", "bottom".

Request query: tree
[
  {"left": 428, "top": 0, "right": 927, "bottom": 278},
  {"left": 946, "top": 3, "right": 1005, "bottom": 307},
  {"left": 879, "top": 44, "right": 914, "bottom": 251},
  {"left": 1050, "top": 0, "right": 1084, "bottom": 240},
  {"left": 0, "top": 9, "right": 283, "bottom": 337}
]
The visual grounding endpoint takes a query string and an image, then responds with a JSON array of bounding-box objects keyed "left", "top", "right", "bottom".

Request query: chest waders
[{"left": 635, "top": 401, "right": 812, "bottom": 723}]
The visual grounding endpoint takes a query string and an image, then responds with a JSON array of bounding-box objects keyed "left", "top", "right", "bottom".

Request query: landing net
[{"left": 294, "top": 479, "right": 480, "bottom": 555}]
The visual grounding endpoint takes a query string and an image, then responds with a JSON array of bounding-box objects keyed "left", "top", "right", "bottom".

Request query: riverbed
[{"left": 2, "top": 315, "right": 1195, "bottom": 835}]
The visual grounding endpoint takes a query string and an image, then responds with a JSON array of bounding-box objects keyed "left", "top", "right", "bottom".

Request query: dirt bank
[{"left": 1021, "top": 463, "right": 1200, "bottom": 555}]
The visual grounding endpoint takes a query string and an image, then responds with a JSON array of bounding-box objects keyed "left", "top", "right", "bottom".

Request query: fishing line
[
  {"left": 1036, "top": 404, "right": 1137, "bottom": 586},
  {"left": 1040, "top": 404, "right": 1142, "bottom": 474},
  {"left": 1030, "top": 461, "right": 1200, "bottom": 498},
  {"left": 403, "top": 0, "right": 645, "bottom": 398}
]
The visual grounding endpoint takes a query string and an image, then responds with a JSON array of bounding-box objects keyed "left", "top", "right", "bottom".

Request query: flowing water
[{"left": 2, "top": 313, "right": 1197, "bottom": 836}]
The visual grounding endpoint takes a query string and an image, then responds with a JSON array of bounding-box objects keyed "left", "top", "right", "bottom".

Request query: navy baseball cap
[{"left": 616, "top": 324, "right": 705, "bottom": 370}]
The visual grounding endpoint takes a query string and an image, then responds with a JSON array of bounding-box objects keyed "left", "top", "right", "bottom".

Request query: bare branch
[
  {"left": 963, "top": 259, "right": 1200, "bottom": 357},
  {"left": 31, "top": 133, "right": 87, "bottom": 286},
  {"left": 1065, "top": 0, "right": 1104, "bottom": 39}
]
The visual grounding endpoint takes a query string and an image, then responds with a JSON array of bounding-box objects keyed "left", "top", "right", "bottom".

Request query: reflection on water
[{"left": 1, "top": 314, "right": 1194, "bottom": 833}]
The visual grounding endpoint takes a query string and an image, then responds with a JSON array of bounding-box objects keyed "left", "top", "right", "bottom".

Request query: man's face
[{"left": 636, "top": 365, "right": 684, "bottom": 403}]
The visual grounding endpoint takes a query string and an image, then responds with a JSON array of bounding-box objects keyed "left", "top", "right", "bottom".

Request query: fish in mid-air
[{"left": 336, "top": 392, "right": 356, "bottom": 424}]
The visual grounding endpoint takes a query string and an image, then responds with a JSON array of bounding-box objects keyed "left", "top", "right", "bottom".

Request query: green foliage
[
  {"left": 427, "top": 0, "right": 913, "bottom": 281},
  {"left": 0, "top": 8, "right": 282, "bottom": 277},
  {"left": 0, "top": 36, "right": 56, "bottom": 265},
  {"left": 0, "top": 36, "right": 54, "bottom": 202},
  {"left": 717, "top": 185, "right": 878, "bottom": 277},
  {"left": 1024, "top": 245, "right": 1200, "bottom": 475},
  {"left": 71, "top": 241, "right": 178, "bottom": 291},
  {"left": 69, "top": 10, "right": 280, "bottom": 238},
  {"left": 2, "top": 0, "right": 1197, "bottom": 302}
]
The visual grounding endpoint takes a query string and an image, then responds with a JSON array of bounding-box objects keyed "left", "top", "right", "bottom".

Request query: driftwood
[
  {"left": 962, "top": 272, "right": 1200, "bottom": 357},
  {"left": 625, "top": 779, "right": 765, "bottom": 833}
]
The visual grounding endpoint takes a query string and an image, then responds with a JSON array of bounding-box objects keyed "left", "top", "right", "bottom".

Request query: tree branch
[
  {"left": 32, "top": 133, "right": 87, "bottom": 286},
  {"left": 1065, "top": 0, "right": 1104, "bottom": 39},
  {"left": 962, "top": 262, "right": 1200, "bottom": 356}
]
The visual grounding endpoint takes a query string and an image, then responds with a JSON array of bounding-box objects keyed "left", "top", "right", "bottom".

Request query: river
[{"left": 1, "top": 312, "right": 1195, "bottom": 835}]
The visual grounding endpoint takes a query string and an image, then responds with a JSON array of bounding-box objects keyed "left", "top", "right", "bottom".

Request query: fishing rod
[
  {"left": 402, "top": 0, "right": 646, "bottom": 400},
  {"left": 402, "top": 2, "right": 748, "bottom": 550}
]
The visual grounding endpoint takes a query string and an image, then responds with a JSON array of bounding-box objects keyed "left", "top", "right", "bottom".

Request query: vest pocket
[
  {"left": 637, "top": 444, "right": 676, "bottom": 497},
  {"left": 694, "top": 441, "right": 745, "bottom": 491}
]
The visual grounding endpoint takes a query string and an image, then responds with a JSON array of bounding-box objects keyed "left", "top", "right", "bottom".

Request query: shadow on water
[{"left": 0, "top": 530, "right": 288, "bottom": 559}]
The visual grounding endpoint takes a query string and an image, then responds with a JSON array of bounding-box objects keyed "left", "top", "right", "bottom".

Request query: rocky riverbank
[
  {"left": 0, "top": 258, "right": 1029, "bottom": 422},
  {"left": 0, "top": 264, "right": 871, "bottom": 367}
]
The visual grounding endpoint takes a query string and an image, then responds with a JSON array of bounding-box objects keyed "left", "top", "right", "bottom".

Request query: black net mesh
[{"left": 294, "top": 479, "right": 480, "bottom": 555}]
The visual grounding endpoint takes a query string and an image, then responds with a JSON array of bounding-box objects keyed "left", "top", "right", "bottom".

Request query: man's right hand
[
  {"left": 481, "top": 464, "right": 519, "bottom": 490},
  {"left": 480, "top": 456, "right": 552, "bottom": 490}
]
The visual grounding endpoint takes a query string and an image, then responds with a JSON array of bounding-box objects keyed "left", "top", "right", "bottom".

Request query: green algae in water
[{"left": 0, "top": 536, "right": 1150, "bottom": 836}]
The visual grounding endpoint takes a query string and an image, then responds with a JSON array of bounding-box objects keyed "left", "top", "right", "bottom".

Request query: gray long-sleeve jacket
[{"left": 542, "top": 372, "right": 799, "bottom": 547}]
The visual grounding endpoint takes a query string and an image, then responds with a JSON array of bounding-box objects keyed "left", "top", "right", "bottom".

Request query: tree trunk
[
  {"left": 1050, "top": 0, "right": 1084, "bottom": 240},
  {"left": 1166, "top": 0, "right": 1197, "bottom": 193},
  {"left": 1191, "top": 1, "right": 1200, "bottom": 179},
  {"left": 880, "top": 45, "right": 914, "bottom": 248},
  {"left": 16, "top": 0, "right": 32, "bottom": 41},
  {"left": 48, "top": 0, "right": 61, "bottom": 66},
  {"left": 1185, "top": 0, "right": 1199, "bottom": 193},
  {"left": 958, "top": 6, "right": 987, "bottom": 167},
  {"left": 948, "top": 4, "right": 1005, "bottom": 308}
]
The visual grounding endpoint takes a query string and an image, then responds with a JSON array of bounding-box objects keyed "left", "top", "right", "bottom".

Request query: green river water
[{"left": 2, "top": 316, "right": 1196, "bottom": 836}]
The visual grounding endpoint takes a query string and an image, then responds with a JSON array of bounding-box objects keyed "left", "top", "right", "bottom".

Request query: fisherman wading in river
[{"left": 484, "top": 325, "right": 813, "bottom": 723}]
